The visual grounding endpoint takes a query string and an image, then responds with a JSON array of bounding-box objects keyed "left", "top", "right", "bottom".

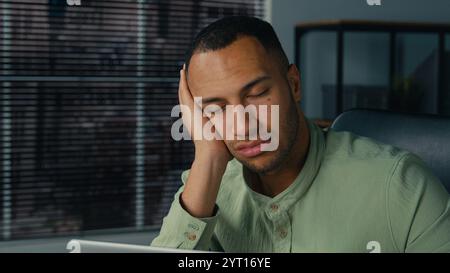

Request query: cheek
[
  {"left": 208, "top": 112, "right": 240, "bottom": 139},
  {"left": 256, "top": 96, "right": 284, "bottom": 131},
  {"left": 268, "top": 96, "right": 293, "bottom": 142},
  {"left": 208, "top": 112, "right": 226, "bottom": 137},
  {"left": 207, "top": 97, "right": 286, "bottom": 140}
]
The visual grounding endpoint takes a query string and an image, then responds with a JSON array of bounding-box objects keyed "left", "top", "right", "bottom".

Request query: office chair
[{"left": 330, "top": 109, "right": 450, "bottom": 193}]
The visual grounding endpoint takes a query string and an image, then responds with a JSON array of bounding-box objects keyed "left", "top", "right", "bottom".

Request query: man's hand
[
  {"left": 178, "top": 65, "right": 232, "bottom": 163},
  {"left": 178, "top": 65, "right": 232, "bottom": 218}
]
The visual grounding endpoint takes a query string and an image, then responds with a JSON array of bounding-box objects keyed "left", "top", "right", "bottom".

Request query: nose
[{"left": 227, "top": 105, "right": 259, "bottom": 141}]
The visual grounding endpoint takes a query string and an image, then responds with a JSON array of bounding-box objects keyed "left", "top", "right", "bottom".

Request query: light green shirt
[{"left": 151, "top": 120, "right": 450, "bottom": 252}]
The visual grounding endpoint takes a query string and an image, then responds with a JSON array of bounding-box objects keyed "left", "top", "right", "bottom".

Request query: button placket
[
  {"left": 184, "top": 231, "right": 198, "bottom": 241},
  {"left": 266, "top": 203, "right": 281, "bottom": 220},
  {"left": 184, "top": 221, "right": 201, "bottom": 244},
  {"left": 188, "top": 223, "right": 199, "bottom": 231},
  {"left": 272, "top": 212, "right": 291, "bottom": 252},
  {"left": 270, "top": 203, "right": 279, "bottom": 212}
]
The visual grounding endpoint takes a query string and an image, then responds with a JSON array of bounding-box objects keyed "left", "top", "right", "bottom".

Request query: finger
[
  {"left": 178, "top": 68, "right": 193, "bottom": 107},
  {"left": 178, "top": 70, "right": 184, "bottom": 106},
  {"left": 178, "top": 70, "right": 191, "bottom": 110},
  {"left": 178, "top": 70, "right": 193, "bottom": 136},
  {"left": 179, "top": 67, "right": 189, "bottom": 96}
]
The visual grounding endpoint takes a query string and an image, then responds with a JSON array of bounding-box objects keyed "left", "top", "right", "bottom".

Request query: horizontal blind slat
[{"left": 0, "top": 0, "right": 264, "bottom": 240}]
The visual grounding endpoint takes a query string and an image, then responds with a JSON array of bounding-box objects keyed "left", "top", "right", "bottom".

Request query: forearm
[
  {"left": 150, "top": 186, "right": 220, "bottom": 250},
  {"left": 181, "top": 154, "right": 227, "bottom": 218}
]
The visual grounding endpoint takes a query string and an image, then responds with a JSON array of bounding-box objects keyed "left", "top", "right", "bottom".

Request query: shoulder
[
  {"left": 319, "top": 129, "right": 411, "bottom": 186},
  {"left": 385, "top": 149, "right": 449, "bottom": 251},
  {"left": 325, "top": 129, "right": 406, "bottom": 162},
  {"left": 323, "top": 129, "right": 444, "bottom": 190},
  {"left": 317, "top": 129, "right": 424, "bottom": 202},
  {"left": 319, "top": 130, "right": 449, "bottom": 250}
]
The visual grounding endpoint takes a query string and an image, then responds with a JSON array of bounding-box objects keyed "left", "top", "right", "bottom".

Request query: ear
[{"left": 286, "top": 64, "right": 301, "bottom": 103}]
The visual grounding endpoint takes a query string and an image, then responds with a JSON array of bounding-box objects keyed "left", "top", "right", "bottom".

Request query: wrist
[
  {"left": 194, "top": 149, "right": 229, "bottom": 168},
  {"left": 193, "top": 153, "right": 228, "bottom": 174}
]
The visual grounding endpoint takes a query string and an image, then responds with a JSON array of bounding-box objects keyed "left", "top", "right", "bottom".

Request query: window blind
[{"left": 0, "top": 0, "right": 265, "bottom": 240}]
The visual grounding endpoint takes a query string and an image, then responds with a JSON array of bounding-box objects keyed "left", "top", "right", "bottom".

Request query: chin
[{"left": 235, "top": 151, "right": 281, "bottom": 174}]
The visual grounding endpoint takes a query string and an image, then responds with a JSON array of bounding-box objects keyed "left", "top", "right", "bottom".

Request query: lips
[{"left": 234, "top": 139, "right": 270, "bottom": 158}]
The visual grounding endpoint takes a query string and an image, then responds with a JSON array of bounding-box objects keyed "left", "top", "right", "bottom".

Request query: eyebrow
[
  {"left": 241, "top": 75, "right": 271, "bottom": 92},
  {"left": 201, "top": 75, "right": 271, "bottom": 105}
]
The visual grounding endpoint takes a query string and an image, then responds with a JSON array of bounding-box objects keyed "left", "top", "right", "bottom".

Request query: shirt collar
[{"left": 240, "top": 119, "right": 326, "bottom": 211}]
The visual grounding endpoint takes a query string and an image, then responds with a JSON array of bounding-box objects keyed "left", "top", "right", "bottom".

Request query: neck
[{"left": 256, "top": 114, "right": 310, "bottom": 198}]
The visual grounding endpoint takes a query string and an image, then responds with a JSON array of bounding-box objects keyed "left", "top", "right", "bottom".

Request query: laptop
[{"left": 66, "top": 239, "right": 212, "bottom": 253}]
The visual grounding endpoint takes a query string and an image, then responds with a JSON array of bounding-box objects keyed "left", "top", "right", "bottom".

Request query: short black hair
[{"left": 185, "top": 16, "right": 289, "bottom": 73}]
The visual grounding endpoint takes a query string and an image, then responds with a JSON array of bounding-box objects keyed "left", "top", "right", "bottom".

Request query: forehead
[{"left": 187, "top": 36, "right": 276, "bottom": 97}]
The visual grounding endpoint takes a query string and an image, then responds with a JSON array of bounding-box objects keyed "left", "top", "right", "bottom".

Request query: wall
[{"left": 271, "top": 0, "right": 450, "bottom": 118}]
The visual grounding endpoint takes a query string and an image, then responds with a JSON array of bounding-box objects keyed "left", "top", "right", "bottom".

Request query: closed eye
[
  {"left": 203, "top": 104, "right": 226, "bottom": 115},
  {"left": 247, "top": 88, "right": 269, "bottom": 98}
]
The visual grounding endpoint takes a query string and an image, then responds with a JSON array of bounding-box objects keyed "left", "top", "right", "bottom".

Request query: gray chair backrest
[{"left": 331, "top": 109, "right": 450, "bottom": 193}]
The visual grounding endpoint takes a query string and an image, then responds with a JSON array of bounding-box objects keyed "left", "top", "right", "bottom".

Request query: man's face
[{"left": 187, "top": 36, "right": 301, "bottom": 174}]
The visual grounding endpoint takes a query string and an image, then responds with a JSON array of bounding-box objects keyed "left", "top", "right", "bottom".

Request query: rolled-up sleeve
[{"left": 150, "top": 170, "right": 222, "bottom": 251}]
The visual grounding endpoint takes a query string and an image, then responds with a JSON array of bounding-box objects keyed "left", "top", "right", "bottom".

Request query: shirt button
[
  {"left": 185, "top": 232, "right": 197, "bottom": 241},
  {"left": 278, "top": 228, "right": 288, "bottom": 239},
  {"left": 270, "top": 203, "right": 279, "bottom": 212},
  {"left": 188, "top": 223, "right": 199, "bottom": 231}
]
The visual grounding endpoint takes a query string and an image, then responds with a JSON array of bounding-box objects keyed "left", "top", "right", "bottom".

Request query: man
[{"left": 151, "top": 16, "right": 450, "bottom": 252}]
